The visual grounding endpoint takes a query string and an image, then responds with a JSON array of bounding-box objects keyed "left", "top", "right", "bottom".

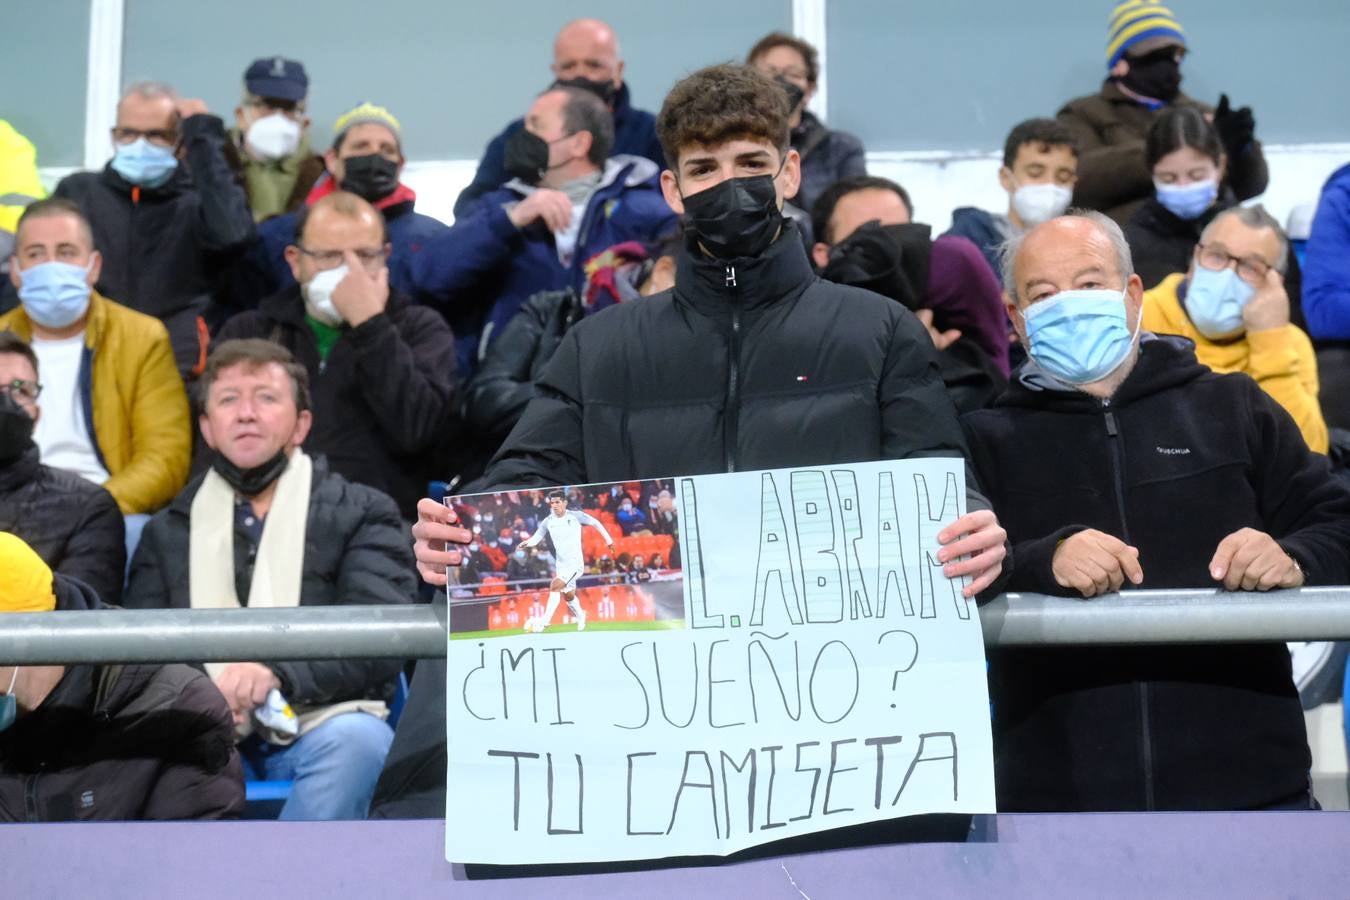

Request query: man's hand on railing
[
  {"left": 412, "top": 498, "right": 474, "bottom": 587},
  {"left": 1052, "top": 529, "right": 1144, "bottom": 598},
  {"left": 1209, "top": 528, "right": 1306, "bottom": 592}
]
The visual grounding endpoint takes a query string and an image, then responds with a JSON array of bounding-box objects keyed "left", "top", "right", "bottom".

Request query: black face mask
[
  {"left": 1120, "top": 50, "right": 1182, "bottom": 102},
  {"left": 339, "top": 154, "right": 400, "bottom": 202},
  {"left": 211, "top": 448, "right": 290, "bottom": 497},
  {"left": 0, "top": 394, "right": 34, "bottom": 464},
  {"left": 775, "top": 76, "right": 806, "bottom": 116},
  {"left": 503, "top": 129, "right": 551, "bottom": 186},
  {"left": 820, "top": 221, "right": 933, "bottom": 311},
  {"left": 552, "top": 76, "right": 617, "bottom": 106},
  {"left": 681, "top": 174, "right": 784, "bottom": 261}
]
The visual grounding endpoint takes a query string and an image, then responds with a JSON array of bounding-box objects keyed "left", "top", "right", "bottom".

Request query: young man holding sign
[
  {"left": 378, "top": 64, "right": 1008, "bottom": 821},
  {"left": 520, "top": 491, "right": 616, "bottom": 632}
]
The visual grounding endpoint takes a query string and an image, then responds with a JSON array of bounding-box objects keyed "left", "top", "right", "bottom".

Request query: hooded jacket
[
  {"left": 125, "top": 456, "right": 416, "bottom": 706},
  {"left": 0, "top": 291, "right": 192, "bottom": 516},
  {"left": 453, "top": 82, "right": 665, "bottom": 219},
  {"left": 962, "top": 337, "right": 1350, "bottom": 812},
  {"left": 52, "top": 114, "right": 256, "bottom": 376},
  {"left": 0, "top": 576, "right": 244, "bottom": 821},
  {"left": 1056, "top": 82, "right": 1268, "bottom": 224},
  {"left": 481, "top": 221, "right": 974, "bottom": 488},
  {"left": 413, "top": 155, "right": 678, "bottom": 378},
  {"left": 0, "top": 443, "right": 125, "bottom": 604},
  {"left": 214, "top": 287, "right": 458, "bottom": 518}
]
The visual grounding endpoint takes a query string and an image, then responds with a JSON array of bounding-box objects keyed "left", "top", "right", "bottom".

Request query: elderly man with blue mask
[
  {"left": 961, "top": 210, "right": 1350, "bottom": 814},
  {"left": 1141, "top": 205, "right": 1327, "bottom": 453}
]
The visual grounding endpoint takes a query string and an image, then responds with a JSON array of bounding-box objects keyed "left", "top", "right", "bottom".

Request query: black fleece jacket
[{"left": 962, "top": 337, "right": 1350, "bottom": 812}]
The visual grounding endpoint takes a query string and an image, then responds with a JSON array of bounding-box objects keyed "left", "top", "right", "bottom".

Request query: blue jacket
[
  {"left": 946, "top": 207, "right": 1009, "bottom": 282},
  {"left": 245, "top": 182, "right": 449, "bottom": 309},
  {"left": 453, "top": 82, "right": 665, "bottom": 219},
  {"left": 1303, "top": 163, "right": 1350, "bottom": 340},
  {"left": 413, "top": 156, "right": 677, "bottom": 376}
]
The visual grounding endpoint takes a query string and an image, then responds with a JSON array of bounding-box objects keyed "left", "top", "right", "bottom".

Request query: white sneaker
[
  {"left": 524, "top": 617, "right": 540, "bottom": 633},
  {"left": 576, "top": 609, "right": 587, "bottom": 631}
]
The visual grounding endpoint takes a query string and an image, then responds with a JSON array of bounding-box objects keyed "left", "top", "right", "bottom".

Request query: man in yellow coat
[{"left": 1142, "top": 205, "right": 1327, "bottom": 453}]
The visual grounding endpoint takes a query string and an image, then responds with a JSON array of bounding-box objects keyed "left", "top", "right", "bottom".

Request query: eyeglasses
[
  {"left": 297, "top": 246, "right": 388, "bottom": 272},
  {"left": 111, "top": 126, "right": 178, "bottom": 147},
  {"left": 0, "top": 379, "right": 41, "bottom": 402},
  {"left": 1196, "top": 243, "right": 1274, "bottom": 285}
]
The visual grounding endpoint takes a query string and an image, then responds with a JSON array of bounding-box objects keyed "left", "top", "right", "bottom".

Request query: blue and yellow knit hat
[{"left": 1106, "top": 1, "right": 1186, "bottom": 69}]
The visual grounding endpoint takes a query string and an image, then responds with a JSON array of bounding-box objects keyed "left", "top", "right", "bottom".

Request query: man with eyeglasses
[
  {"left": 1056, "top": 1, "right": 1267, "bottom": 224},
  {"left": 227, "top": 57, "right": 325, "bottom": 223},
  {"left": 1142, "top": 205, "right": 1328, "bottom": 453},
  {"left": 235, "top": 102, "right": 449, "bottom": 325},
  {"left": 49, "top": 81, "right": 255, "bottom": 380},
  {"left": 215, "top": 191, "right": 456, "bottom": 519},
  {"left": 0, "top": 333, "right": 126, "bottom": 604}
]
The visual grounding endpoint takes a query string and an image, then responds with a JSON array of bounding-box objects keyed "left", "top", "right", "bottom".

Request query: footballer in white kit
[{"left": 520, "top": 491, "right": 615, "bottom": 631}]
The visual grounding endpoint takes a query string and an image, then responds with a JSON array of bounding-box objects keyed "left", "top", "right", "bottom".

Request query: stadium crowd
[{"left": 2, "top": 1, "right": 1350, "bottom": 830}]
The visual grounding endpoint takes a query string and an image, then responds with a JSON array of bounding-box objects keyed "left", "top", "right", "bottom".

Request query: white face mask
[
  {"left": 1012, "top": 182, "right": 1074, "bottom": 227},
  {"left": 303, "top": 264, "right": 347, "bottom": 327},
  {"left": 244, "top": 112, "right": 303, "bottom": 161}
]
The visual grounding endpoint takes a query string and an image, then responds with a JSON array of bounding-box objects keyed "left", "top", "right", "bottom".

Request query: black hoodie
[{"left": 962, "top": 337, "right": 1350, "bottom": 811}]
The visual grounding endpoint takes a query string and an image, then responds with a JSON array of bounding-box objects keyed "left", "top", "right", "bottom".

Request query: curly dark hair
[{"left": 656, "top": 64, "right": 790, "bottom": 169}]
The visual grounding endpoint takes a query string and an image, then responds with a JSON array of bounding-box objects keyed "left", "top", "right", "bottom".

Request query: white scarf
[{"left": 189, "top": 450, "right": 313, "bottom": 683}]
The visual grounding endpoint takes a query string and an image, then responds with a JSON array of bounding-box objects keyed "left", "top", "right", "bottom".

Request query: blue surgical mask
[
  {"left": 514, "top": 550, "right": 526, "bottom": 561},
  {"left": 1184, "top": 266, "right": 1254, "bottom": 339},
  {"left": 1024, "top": 289, "right": 1138, "bottom": 385},
  {"left": 19, "top": 261, "right": 93, "bottom": 329},
  {"left": 1154, "top": 178, "right": 1218, "bottom": 220},
  {"left": 0, "top": 667, "right": 18, "bottom": 732},
  {"left": 111, "top": 137, "right": 179, "bottom": 187}
]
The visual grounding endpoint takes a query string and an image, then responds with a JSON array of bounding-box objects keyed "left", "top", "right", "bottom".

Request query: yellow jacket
[
  {"left": 0, "top": 292, "right": 191, "bottom": 513},
  {"left": 1142, "top": 273, "right": 1328, "bottom": 453},
  {"left": 0, "top": 119, "right": 45, "bottom": 235}
]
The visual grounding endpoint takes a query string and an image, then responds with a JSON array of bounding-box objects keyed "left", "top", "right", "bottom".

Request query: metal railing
[{"left": 2, "top": 588, "right": 1350, "bottom": 665}]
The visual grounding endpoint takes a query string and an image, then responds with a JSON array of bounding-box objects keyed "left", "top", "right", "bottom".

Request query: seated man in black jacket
[
  {"left": 0, "top": 532, "right": 244, "bottom": 821},
  {"left": 52, "top": 81, "right": 255, "bottom": 379},
  {"left": 962, "top": 210, "right": 1350, "bottom": 812},
  {"left": 127, "top": 339, "right": 416, "bottom": 820},
  {"left": 0, "top": 333, "right": 124, "bottom": 602},
  {"left": 375, "top": 64, "right": 1009, "bottom": 819},
  {"left": 216, "top": 191, "right": 457, "bottom": 520}
]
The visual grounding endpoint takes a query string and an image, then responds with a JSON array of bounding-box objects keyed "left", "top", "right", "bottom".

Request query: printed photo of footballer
[{"left": 445, "top": 479, "right": 685, "bottom": 639}]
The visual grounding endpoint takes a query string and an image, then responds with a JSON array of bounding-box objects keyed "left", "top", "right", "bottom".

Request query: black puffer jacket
[
  {"left": 216, "top": 287, "right": 458, "bottom": 519},
  {"left": 0, "top": 577, "right": 244, "bottom": 821},
  {"left": 464, "top": 288, "right": 579, "bottom": 446},
  {"left": 52, "top": 114, "right": 255, "bottom": 376},
  {"left": 0, "top": 444, "right": 125, "bottom": 605},
  {"left": 481, "top": 223, "right": 971, "bottom": 487},
  {"left": 963, "top": 338, "right": 1350, "bottom": 812},
  {"left": 124, "top": 456, "right": 416, "bottom": 705}
]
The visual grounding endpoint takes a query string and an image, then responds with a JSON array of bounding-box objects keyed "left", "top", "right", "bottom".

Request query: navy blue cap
[{"left": 244, "top": 57, "right": 308, "bottom": 102}]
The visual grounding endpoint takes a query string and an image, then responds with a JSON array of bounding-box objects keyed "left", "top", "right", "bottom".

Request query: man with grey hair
[
  {"left": 1141, "top": 205, "right": 1327, "bottom": 453},
  {"left": 965, "top": 211, "right": 1350, "bottom": 812},
  {"left": 51, "top": 81, "right": 255, "bottom": 379}
]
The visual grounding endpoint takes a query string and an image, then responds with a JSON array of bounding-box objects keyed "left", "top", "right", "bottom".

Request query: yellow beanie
[{"left": 0, "top": 532, "right": 56, "bottom": 613}]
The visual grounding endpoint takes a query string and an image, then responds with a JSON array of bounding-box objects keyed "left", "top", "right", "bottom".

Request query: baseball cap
[{"left": 245, "top": 56, "right": 309, "bottom": 103}]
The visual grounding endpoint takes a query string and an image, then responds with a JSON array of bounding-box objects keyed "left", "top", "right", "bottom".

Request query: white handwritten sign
[{"left": 445, "top": 458, "right": 993, "bottom": 864}]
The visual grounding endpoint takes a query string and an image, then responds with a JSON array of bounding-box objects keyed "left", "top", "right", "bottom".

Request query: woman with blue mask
[
  {"left": 1141, "top": 206, "right": 1329, "bottom": 454},
  {"left": 1124, "top": 107, "right": 1235, "bottom": 289}
]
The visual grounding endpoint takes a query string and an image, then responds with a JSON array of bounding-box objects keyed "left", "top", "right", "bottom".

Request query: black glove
[{"left": 1212, "top": 93, "right": 1256, "bottom": 157}]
